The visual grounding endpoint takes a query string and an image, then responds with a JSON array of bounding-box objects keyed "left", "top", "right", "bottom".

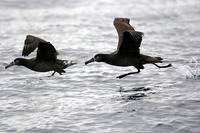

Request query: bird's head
[
  {"left": 5, "top": 58, "right": 24, "bottom": 69},
  {"left": 85, "top": 54, "right": 105, "bottom": 65}
]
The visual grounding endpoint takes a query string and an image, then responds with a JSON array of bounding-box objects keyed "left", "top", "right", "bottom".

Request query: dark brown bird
[
  {"left": 85, "top": 18, "right": 172, "bottom": 79},
  {"left": 5, "top": 35, "right": 76, "bottom": 76}
]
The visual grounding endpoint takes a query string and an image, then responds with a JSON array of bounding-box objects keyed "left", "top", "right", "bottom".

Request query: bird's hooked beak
[
  {"left": 5, "top": 61, "right": 15, "bottom": 69},
  {"left": 85, "top": 58, "right": 95, "bottom": 65}
]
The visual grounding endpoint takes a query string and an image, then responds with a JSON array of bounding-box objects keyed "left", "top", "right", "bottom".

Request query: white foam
[{"left": 177, "top": 58, "right": 200, "bottom": 79}]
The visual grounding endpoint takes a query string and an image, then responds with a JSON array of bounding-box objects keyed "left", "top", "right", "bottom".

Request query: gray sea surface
[{"left": 0, "top": 0, "right": 200, "bottom": 133}]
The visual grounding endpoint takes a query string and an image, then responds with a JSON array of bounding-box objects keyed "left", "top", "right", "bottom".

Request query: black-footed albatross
[
  {"left": 5, "top": 35, "right": 76, "bottom": 76},
  {"left": 85, "top": 18, "right": 172, "bottom": 79}
]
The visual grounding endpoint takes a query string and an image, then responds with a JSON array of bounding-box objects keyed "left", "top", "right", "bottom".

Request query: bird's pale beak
[
  {"left": 5, "top": 61, "right": 14, "bottom": 69},
  {"left": 85, "top": 58, "right": 94, "bottom": 65}
]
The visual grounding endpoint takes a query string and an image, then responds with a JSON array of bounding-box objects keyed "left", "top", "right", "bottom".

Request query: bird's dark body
[
  {"left": 85, "top": 18, "right": 171, "bottom": 79},
  {"left": 97, "top": 54, "right": 143, "bottom": 68},
  {"left": 5, "top": 35, "right": 76, "bottom": 76},
  {"left": 16, "top": 58, "right": 67, "bottom": 72}
]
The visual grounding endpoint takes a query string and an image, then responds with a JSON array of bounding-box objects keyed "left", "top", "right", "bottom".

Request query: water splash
[{"left": 177, "top": 57, "right": 200, "bottom": 79}]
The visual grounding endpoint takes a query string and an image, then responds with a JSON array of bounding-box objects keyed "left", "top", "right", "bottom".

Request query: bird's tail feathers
[
  {"left": 140, "top": 54, "right": 163, "bottom": 63},
  {"left": 63, "top": 60, "right": 77, "bottom": 67}
]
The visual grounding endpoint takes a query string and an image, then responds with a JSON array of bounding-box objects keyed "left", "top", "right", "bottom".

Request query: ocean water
[{"left": 0, "top": 0, "right": 200, "bottom": 133}]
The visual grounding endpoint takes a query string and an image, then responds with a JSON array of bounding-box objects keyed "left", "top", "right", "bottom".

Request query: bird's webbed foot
[
  {"left": 117, "top": 69, "right": 140, "bottom": 79},
  {"left": 153, "top": 63, "right": 172, "bottom": 68}
]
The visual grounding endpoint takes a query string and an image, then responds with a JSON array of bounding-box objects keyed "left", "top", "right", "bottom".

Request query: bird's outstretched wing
[
  {"left": 36, "top": 42, "right": 57, "bottom": 61},
  {"left": 22, "top": 35, "right": 58, "bottom": 61},
  {"left": 113, "top": 18, "right": 134, "bottom": 36},
  {"left": 116, "top": 30, "right": 144, "bottom": 56},
  {"left": 113, "top": 18, "right": 135, "bottom": 52},
  {"left": 22, "top": 35, "right": 48, "bottom": 56}
]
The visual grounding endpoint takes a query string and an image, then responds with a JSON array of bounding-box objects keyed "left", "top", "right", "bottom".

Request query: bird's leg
[
  {"left": 50, "top": 70, "right": 65, "bottom": 76},
  {"left": 117, "top": 69, "right": 140, "bottom": 79},
  {"left": 58, "top": 72, "right": 62, "bottom": 75},
  {"left": 51, "top": 71, "right": 56, "bottom": 76},
  {"left": 58, "top": 70, "right": 65, "bottom": 75},
  {"left": 152, "top": 63, "right": 172, "bottom": 68},
  {"left": 47, "top": 71, "right": 56, "bottom": 77}
]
